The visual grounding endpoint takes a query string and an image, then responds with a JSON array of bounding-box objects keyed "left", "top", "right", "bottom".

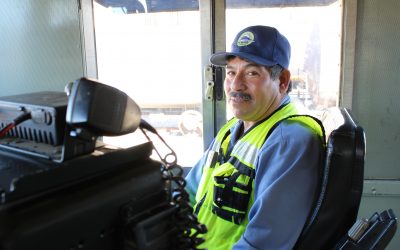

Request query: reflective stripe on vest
[{"left": 194, "top": 102, "right": 325, "bottom": 249}]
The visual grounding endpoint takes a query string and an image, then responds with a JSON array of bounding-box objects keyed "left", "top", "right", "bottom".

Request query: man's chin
[{"left": 231, "top": 110, "right": 248, "bottom": 120}]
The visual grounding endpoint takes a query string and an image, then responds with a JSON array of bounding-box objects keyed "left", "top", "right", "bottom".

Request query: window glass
[
  {"left": 226, "top": 0, "right": 342, "bottom": 118},
  {"left": 92, "top": 0, "right": 203, "bottom": 166},
  {"left": 92, "top": 0, "right": 342, "bottom": 165}
]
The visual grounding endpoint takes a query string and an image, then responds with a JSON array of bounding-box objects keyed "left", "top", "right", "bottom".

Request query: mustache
[{"left": 229, "top": 92, "right": 252, "bottom": 101}]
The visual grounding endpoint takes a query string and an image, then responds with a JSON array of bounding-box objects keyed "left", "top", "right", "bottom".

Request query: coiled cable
[{"left": 139, "top": 119, "right": 207, "bottom": 250}]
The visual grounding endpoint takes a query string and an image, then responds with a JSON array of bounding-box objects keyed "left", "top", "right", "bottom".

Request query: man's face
[{"left": 224, "top": 57, "right": 285, "bottom": 125}]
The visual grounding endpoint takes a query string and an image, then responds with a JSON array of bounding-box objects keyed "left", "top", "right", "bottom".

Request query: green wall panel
[
  {"left": 0, "top": 0, "right": 84, "bottom": 97},
  {"left": 354, "top": 2, "right": 400, "bottom": 249},
  {"left": 353, "top": 0, "right": 400, "bottom": 250},
  {"left": 352, "top": 0, "right": 400, "bottom": 179}
]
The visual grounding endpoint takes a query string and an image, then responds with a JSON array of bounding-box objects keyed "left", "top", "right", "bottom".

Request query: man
[{"left": 185, "top": 25, "right": 324, "bottom": 249}]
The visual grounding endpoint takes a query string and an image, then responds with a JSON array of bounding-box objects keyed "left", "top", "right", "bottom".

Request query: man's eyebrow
[
  {"left": 245, "top": 63, "right": 262, "bottom": 68},
  {"left": 226, "top": 62, "right": 262, "bottom": 69}
]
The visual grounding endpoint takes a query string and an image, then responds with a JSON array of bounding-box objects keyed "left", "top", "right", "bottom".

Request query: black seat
[
  {"left": 294, "top": 107, "right": 398, "bottom": 249},
  {"left": 294, "top": 107, "right": 366, "bottom": 249}
]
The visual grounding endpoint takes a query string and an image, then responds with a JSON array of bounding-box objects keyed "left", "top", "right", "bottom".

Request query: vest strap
[
  {"left": 194, "top": 192, "right": 207, "bottom": 215},
  {"left": 214, "top": 176, "right": 252, "bottom": 191},
  {"left": 263, "top": 114, "right": 326, "bottom": 146},
  {"left": 212, "top": 205, "right": 245, "bottom": 225},
  {"left": 227, "top": 156, "right": 256, "bottom": 178}
]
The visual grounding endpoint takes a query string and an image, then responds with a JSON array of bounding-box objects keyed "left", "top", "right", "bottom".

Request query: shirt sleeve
[{"left": 233, "top": 121, "right": 323, "bottom": 250}]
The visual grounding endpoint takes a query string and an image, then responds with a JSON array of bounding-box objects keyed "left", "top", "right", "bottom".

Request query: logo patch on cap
[{"left": 236, "top": 31, "right": 255, "bottom": 47}]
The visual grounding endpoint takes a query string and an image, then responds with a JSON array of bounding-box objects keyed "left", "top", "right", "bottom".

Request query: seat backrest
[{"left": 294, "top": 107, "right": 366, "bottom": 249}]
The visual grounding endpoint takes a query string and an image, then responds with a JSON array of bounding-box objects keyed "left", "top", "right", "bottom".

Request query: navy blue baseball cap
[{"left": 210, "top": 25, "right": 291, "bottom": 69}]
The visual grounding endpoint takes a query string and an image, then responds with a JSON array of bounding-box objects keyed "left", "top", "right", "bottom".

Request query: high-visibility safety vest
[{"left": 193, "top": 102, "right": 325, "bottom": 250}]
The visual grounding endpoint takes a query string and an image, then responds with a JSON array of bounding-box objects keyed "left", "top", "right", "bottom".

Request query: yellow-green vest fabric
[{"left": 194, "top": 103, "right": 324, "bottom": 250}]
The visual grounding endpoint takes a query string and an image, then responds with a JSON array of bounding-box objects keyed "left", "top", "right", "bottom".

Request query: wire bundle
[
  {"left": 139, "top": 119, "right": 207, "bottom": 250},
  {"left": 0, "top": 112, "right": 32, "bottom": 137}
]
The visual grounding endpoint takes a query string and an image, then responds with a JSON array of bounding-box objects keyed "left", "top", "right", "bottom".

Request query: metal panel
[
  {"left": 200, "top": 0, "right": 227, "bottom": 148},
  {"left": 340, "top": 0, "right": 357, "bottom": 109},
  {"left": 352, "top": 0, "right": 400, "bottom": 179},
  {"left": 80, "top": 0, "right": 98, "bottom": 79},
  {"left": 352, "top": 1, "right": 400, "bottom": 248},
  {"left": 0, "top": 0, "right": 84, "bottom": 97}
]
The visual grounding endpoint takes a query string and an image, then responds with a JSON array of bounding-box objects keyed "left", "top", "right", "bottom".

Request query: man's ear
[{"left": 279, "top": 69, "right": 291, "bottom": 93}]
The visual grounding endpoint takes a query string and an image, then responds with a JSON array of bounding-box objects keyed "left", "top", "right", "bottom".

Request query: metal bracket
[
  {"left": 204, "top": 65, "right": 225, "bottom": 101},
  {"left": 204, "top": 65, "right": 214, "bottom": 101}
]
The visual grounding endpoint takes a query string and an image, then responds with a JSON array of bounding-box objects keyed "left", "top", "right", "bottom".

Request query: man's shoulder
[{"left": 267, "top": 117, "right": 323, "bottom": 144}]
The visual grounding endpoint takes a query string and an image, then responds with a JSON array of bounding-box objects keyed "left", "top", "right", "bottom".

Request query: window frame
[{"left": 82, "top": 0, "right": 357, "bottom": 149}]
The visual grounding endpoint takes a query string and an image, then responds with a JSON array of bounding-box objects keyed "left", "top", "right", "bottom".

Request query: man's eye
[
  {"left": 247, "top": 71, "right": 259, "bottom": 76},
  {"left": 226, "top": 71, "right": 235, "bottom": 77}
]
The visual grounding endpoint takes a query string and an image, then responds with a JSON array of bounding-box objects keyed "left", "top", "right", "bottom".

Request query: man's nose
[{"left": 229, "top": 72, "right": 246, "bottom": 91}]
